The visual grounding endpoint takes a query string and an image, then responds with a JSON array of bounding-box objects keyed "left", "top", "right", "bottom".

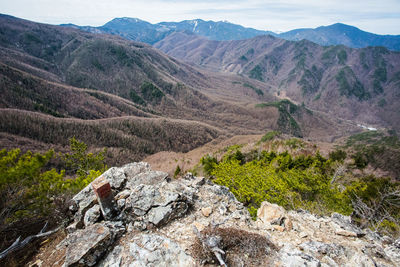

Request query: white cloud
[{"left": 0, "top": 0, "right": 399, "bottom": 34}]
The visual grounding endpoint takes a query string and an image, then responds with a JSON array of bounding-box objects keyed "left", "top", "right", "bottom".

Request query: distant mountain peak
[
  {"left": 61, "top": 16, "right": 400, "bottom": 50},
  {"left": 319, "top": 23, "right": 360, "bottom": 31},
  {"left": 112, "top": 17, "right": 144, "bottom": 23},
  {"left": 187, "top": 18, "right": 204, "bottom": 23}
]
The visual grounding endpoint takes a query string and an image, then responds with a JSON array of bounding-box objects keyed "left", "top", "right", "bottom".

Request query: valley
[
  {"left": 1, "top": 12, "right": 400, "bottom": 266},
  {"left": 0, "top": 14, "right": 363, "bottom": 166},
  {"left": 154, "top": 32, "right": 400, "bottom": 132}
]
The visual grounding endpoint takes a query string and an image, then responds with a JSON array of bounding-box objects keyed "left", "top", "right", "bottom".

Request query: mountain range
[
  {"left": 63, "top": 17, "right": 400, "bottom": 51},
  {"left": 1, "top": 14, "right": 359, "bottom": 166},
  {"left": 2, "top": 12, "right": 400, "bottom": 267},
  {"left": 1, "top": 13, "right": 400, "bottom": 166},
  {"left": 154, "top": 32, "right": 400, "bottom": 131}
]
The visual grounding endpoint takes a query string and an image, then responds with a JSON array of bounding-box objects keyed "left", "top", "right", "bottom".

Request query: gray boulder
[
  {"left": 102, "top": 167, "right": 127, "bottom": 190},
  {"left": 331, "top": 213, "right": 365, "bottom": 237},
  {"left": 299, "top": 241, "right": 345, "bottom": 258},
  {"left": 280, "top": 245, "right": 321, "bottom": 267},
  {"left": 98, "top": 245, "right": 124, "bottom": 267},
  {"left": 84, "top": 204, "right": 101, "bottom": 227},
  {"left": 69, "top": 182, "right": 97, "bottom": 230},
  {"left": 129, "top": 233, "right": 195, "bottom": 266},
  {"left": 122, "top": 162, "right": 151, "bottom": 179},
  {"left": 125, "top": 170, "right": 169, "bottom": 189},
  {"left": 58, "top": 223, "right": 114, "bottom": 267},
  {"left": 124, "top": 182, "right": 192, "bottom": 228},
  {"left": 384, "top": 239, "right": 400, "bottom": 265}
]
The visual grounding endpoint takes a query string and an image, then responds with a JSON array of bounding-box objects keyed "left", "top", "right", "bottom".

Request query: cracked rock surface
[{"left": 31, "top": 162, "right": 400, "bottom": 267}]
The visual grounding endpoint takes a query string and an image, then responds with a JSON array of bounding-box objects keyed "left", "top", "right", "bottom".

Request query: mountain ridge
[
  {"left": 0, "top": 14, "right": 360, "bottom": 166},
  {"left": 59, "top": 16, "right": 400, "bottom": 50},
  {"left": 154, "top": 31, "right": 400, "bottom": 133},
  {"left": 280, "top": 23, "right": 400, "bottom": 50}
]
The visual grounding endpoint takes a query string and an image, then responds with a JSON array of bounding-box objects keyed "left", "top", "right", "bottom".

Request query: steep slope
[
  {"left": 0, "top": 15, "right": 224, "bottom": 164},
  {"left": 0, "top": 58, "right": 223, "bottom": 166},
  {"left": 0, "top": 63, "right": 154, "bottom": 119},
  {"left": 0, "top": 15, "right": 262, "bottom": 130},
  {"left": 0, "top": 109, "right": 220, "bottom": 166},
  {"left": 0, "top": 14, "right": 209, "bottom": 101},
  {"left": 154, "top": 32, "right": 400, "bottom": 132},
  {"left": 0, "top": 15, "right": 359, "bottom": 138},
  {"left": 279, "top": 23, "right": 400, "bottom": 51},
  {"left": 0, "top": 13, "right": 364, "bottom": 170}
]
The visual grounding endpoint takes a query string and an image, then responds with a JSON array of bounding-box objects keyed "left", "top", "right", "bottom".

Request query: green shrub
[
  {"left": 0, "top": 138, "right": 106, "bottom": 225},
  {"left": 378, "top": 98, "right": 387, "bottom": 107},
  {"left": 129, "top": 89, "right": 146, "bottom": 105},
  {"left": 200, "top": 155, "right": 218, "bottom": 175},
  {"left": 243, "top": 83, "right": 264, "bottom": 96},
  {"left": 140, "top": 81, "right": 165, "bottom": 103},
  {"left": 210, "top": 150, "right": 351, "bottom": 218},
  {"left": 329, "top": 149, "right": 347, "bottom": 162},
  {"left": 249, "top": 65, "right": 264, "bottom": 81},
  {"left": 352, "top": 151, "right": 368, "bottom": 169},
  {"left": 285, "top": 138, "right": 304, "bottom": 149},
  {"left": 200, "top": 143, "right": 399, "bottom": 234},
  {"left": 174, "top": 165, "right": 181, "bottom": 178},
  {"left": 338, "top": 50, "right": 347, "bottom": 65},
  {"left": 62, "top": 137, "right": 107, "bottom": 177},
  {"left": 260, "top": 131, "right": 280, "bottom": 142}
]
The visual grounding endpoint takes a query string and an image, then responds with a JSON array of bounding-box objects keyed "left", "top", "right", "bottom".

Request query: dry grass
[
  {"left": 191, "top": 226, "right": 278, "bottom": 267},
  {"left": 144, "top": 135, "right": 262, "bottom": 176}
]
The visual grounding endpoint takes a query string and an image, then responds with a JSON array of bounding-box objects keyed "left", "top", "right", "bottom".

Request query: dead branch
[
  {"left": 193, "top": 225, "right": 227, "bottom": 266},
  {"left": 0, "top": 222, "right": 60, "bottom": 260},
  {"left": 351, "top": 186, "right": 400, "bottom": 230}
]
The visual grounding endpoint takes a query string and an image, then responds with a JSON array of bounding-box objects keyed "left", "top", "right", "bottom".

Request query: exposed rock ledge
[{"left": 30, "top": 162, "right": 400, "bottom": 267}]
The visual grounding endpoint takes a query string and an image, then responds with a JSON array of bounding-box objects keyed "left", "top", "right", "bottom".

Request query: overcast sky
[{"left": 1, "top": 0, "right": 400, "bottom": 35}]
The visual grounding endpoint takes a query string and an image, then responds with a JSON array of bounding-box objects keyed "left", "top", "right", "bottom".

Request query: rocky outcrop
[
  {"left": 32, "top": 163, "right": 400, "bottom": 267},
  {"left": 257, "top": 201, "right": 293, "bottom": 231}
]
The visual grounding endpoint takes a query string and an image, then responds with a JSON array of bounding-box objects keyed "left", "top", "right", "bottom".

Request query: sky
[{"left": 1, "top": 0, "right": 400, "bottom": 35}]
